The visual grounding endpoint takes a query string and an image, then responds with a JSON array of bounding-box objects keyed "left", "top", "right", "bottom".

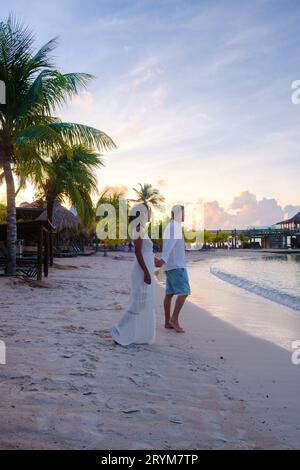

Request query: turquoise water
[{"left": 210, "top": 254, "right": 300, "bottom": 311}]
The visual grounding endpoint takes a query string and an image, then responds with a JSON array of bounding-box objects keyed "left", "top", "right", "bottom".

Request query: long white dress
[{"left": 111, "top": 234, "right": 156, "bottom": 346}]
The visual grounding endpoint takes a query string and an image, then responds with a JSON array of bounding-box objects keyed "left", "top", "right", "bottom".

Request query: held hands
[
  {"left": 144, "top": 258, "right": 165, "bottom": 284},
  {"left": 144, "top": 270, "right": 151, "bottom": 285},
  {"left": 154, "top": 257, "right": 165, "bottom": 268}
]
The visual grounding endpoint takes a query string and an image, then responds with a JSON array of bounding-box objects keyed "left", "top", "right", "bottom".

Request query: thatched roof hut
[
  {"left": 17, "top": 201, "right": 45, "bottom": 221},
  {"left": 36, "top": 202, "right": 81, "bottom": 237}
]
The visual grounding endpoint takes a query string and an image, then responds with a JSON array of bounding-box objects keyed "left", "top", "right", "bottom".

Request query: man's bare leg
[
  {"left": 164, "top": 294, "right": 174, "bottom": 328},
  {"left": 170, "top": 295, "right": 188, "bottom": 333}
]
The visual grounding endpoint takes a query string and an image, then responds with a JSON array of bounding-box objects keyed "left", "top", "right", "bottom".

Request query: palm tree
[
  {"left": 0, "top": 16, "right": 116, "bottom": 274},
  {"left": 95, "top": 190, "right": 129, "bottom": 255},
  {"left": 24, "top": 144, "right": 104, "bottom": 228},
  {"left": 96, "top": 190, "right": 123, "bottom": 209},
  {"left": 213, "top": 230, "right": 229, "bottom": 248},
  {"left": 132, "top": 183, "right": 165, "bottom": 208},
  {"left": 239, "top": 233, "right": 249, "bottom": 248},
  {"left": 204, "top": 229, "right": 214, "bottom": 246}
]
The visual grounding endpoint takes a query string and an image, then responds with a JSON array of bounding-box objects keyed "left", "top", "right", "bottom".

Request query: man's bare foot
[
  {"left": 169, "top": 320, "right": 185, "bottom": 333},
  {"left": 165, "top": 322, "right": 174, "bottom": 329}
]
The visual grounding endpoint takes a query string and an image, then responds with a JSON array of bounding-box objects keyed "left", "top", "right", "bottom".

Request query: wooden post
[
  {"left": 49, "top": 233, "right": 54, "bottom": 266},
  {"left": 80, "top": 236, "right": 84, "bottom": 253},
  {"left": 37, "top": 225, "right": 43, "bottom": 281},
  {"left": 44, "top": 230, "right": 49, "bottom": 277}
]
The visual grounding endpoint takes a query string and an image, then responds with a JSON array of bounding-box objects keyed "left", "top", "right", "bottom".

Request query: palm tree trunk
[
  {"left": 3, "top": 159, "right": 17, "bottom": 275},
  {"left": 47, "top": 197, "right": 55, "bottom": 224}
]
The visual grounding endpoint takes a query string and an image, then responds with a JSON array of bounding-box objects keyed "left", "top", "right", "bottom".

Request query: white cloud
[
  {"left": 156, "top": 179, "right": 168, "bottom": 189},
  {"left": 204, "top": 191, "right": 300, "bottom": 229}
]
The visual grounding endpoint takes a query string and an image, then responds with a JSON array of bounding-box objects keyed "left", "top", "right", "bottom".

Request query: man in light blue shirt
[{"left": 155, "top": 205, "right": 191, "bottom": 333}]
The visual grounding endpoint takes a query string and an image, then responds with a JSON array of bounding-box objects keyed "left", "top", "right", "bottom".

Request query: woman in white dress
[{"left": 111, "top": 203, "right": 155, "bottom": 346}]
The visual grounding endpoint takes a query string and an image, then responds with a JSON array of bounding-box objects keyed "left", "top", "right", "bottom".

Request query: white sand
[{"left": 0, "top": 252, "right": 299, "bottom": 449}]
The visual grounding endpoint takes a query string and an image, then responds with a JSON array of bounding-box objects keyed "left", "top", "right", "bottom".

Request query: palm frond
[
  {"left": 15, "top": 124, "right": 65, "bottom": 151},
  {"left": 30, "top": 37, "right": 58, "bottom": 70},
  {"left": 0, "top": 14, "right": 34, "bottom": 70},
  {"left": 19, "top": 70, "right": 94, "bottom": 117},
  {"left": 132, "top": 182, "right": 165, "bottom": 208},
  {"left": 48, "top": 122, "right": 116, "bottom": 152}
]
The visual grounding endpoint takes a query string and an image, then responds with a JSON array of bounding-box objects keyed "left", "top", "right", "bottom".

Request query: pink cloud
[
  {"left": 204, "top": 191, "right": 300, "bottom": 229},
  {"left": 71, "top": 91, "right": 93, "bottom": 111},
  {"left": 100, "top": 184, "right": 128, "bottom": 197},
  {"left": 151, "top": 87, "right": 167, "bottom": 107}
]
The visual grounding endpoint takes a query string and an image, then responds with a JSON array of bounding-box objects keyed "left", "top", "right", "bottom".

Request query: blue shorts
[{"left": 165, "top": 268, "right": 191, "bottom": 296}]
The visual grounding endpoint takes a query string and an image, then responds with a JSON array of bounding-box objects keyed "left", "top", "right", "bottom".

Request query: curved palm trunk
[
  {"left": 46, "top": 196, "right": 55, "bottom": 224},
  {"left": 3, "top": 159, "right": 17, "bottom": 275}
]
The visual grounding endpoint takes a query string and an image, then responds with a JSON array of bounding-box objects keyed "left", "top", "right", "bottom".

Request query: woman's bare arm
[{"left": 134, "top": 238, "right": 151, "bottom": 284}]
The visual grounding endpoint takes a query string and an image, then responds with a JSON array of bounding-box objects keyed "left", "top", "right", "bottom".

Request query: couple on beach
[{"left": 111, "top": 204, "right": 191, "bottom": 346}]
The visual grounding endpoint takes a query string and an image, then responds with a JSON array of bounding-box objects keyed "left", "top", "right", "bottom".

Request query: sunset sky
[{"left": 1, "top": 0, "right": 300, "bottom": 227}]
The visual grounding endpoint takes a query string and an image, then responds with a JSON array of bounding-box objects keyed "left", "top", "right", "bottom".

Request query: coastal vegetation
[
  {"left": 132, "top": 183, "right": 165, "bottom": 208},
  {"left": 0, "top": 15, "right": 115, "bottom": 274},
  {"left": 95, "top": 190, "right": 129, "bottom": 254},
  {"left": 26, "top": 144, "right": 103, "bottom": 228}
]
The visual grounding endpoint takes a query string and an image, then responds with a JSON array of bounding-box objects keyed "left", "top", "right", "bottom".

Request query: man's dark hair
[{"left": 171, "top": 205, "right": 184, "bottom": 221}]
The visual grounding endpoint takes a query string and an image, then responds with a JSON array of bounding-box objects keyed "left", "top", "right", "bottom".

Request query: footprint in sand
[
  {"left": 93, "top": 329, "right": 111, "bottom": 338},
  {"left": 111, "top": 289, "right": 130, "bottom": 295},
  {"left": 85, "top": 353, "right": 99, "bottom": 362},
  {"left": 105, "top": 302, "right": 123, "bottom": 310},
  {"left": 81, "top": 361, "right": 97, "bottom": 371},
  {"left": 145, "top": 369, "right": 161, "bottom": 378},
  {"left": 114, "top": 375, "right": 143, "bottom": 387},
  {"left": 143, "top": 407, "right": 157, "bottom": 415},
  {"left": 121, "top": 408, "right": 141, "bottom": 415},
  {"left": 169, "top": 415, "right": 184, "bottom": 424},
  {"left": 4, "top": 330, "right": 16, "bottom": 336},
  {"left": 70, "top": 371, "right": 96, "bottom": 378},
  {"left": 63, "top": 325, "right": 87, "bottom": 334}
]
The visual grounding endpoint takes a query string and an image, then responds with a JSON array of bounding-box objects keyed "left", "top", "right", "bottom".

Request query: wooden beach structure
[
  {"left": 0, "top": 219, "right": 55, "bottom": 280},
  {"left": 206, "top": 212, "right": 300, "bottom": 250},
  {"left": 275, "top": 212, "right": 300, "bottom": 248},
  {"left": 277, "top": 211, "right": 300, "bottom": 232},
  {"left": 36, "top": 202, "right": 83, "bottom": 258},
  {"left": 18, "top": 201, "right": 87, "bottom": 258},
  {"left": 243, "top": 212, "right": 300, "bottom": 249},
  {"left": 0, "top": 201, "right": 90, "bottom": 280}
]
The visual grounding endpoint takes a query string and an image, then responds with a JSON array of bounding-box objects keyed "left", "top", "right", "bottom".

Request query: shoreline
[
  {"left": 187, "top": 251, "right": 300, "bottom": 351},
  {"left": 0, "top": 252, "right": 299, "bottom": 449}
]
